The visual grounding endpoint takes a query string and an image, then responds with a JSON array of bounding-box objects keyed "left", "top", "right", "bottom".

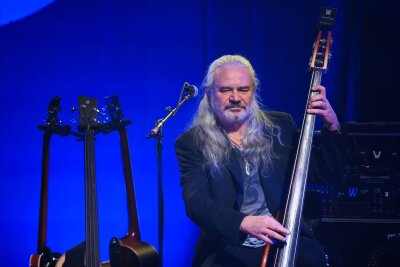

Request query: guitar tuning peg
[
  {"left": 102, "top": 116, "right": 110, "bottom": 123},
  {"left": 91, "top": 118, "right": 99, "bottom": 125},
  {"left": 165, "top": 106, "right": 172, "bottom": 112},
  {"left": 92, "top": 107, "right": 106, "bottom": 116}
]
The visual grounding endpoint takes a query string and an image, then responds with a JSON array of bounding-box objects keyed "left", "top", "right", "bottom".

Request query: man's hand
[
  {"left": 239, "top": 216, "right": 291, "bottom": 244},
  {"left": 307, "top": 85, "right": 340, "bottom": 131}
]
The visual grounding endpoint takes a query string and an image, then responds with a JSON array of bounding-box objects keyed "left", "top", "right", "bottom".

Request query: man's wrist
[{"left": 323, "top": 124, "right": 342, "bottom": 134}]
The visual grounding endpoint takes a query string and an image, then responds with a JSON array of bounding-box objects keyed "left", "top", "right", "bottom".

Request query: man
[{"left": 175, "top": 55, "right": 343, "bottom": 267}]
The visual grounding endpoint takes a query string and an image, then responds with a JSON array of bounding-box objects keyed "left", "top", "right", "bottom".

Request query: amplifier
[
  {"left": 308, "top": 183, "right": 400, "bottom": 222},
  {"left": 310, "top": 123, "right": 400, "bottom": 266},
  {"left": 309, "top": 122, "right": 400, "bottom": 222}
]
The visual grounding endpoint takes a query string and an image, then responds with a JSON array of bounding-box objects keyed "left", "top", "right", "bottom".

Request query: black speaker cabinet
[{"left": 314, "top": 222, "right": 400, "bottom": 267}]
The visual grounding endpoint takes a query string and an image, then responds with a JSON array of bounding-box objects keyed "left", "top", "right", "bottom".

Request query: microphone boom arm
[{"left": 146, "top": 94, "right": 193, "bottom": 139}]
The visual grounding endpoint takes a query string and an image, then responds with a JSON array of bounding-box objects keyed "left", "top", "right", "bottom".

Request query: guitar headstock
[
  {"left": 78, "top": 96, "right": 99, "bottom": 131},
  {"left": 38, "top": 96, "right": 71, "bottom": 135},
  {"left": 309, "top": 7, "right": 337, "bottom": 71},
  {"left": 45, "top": 96, "right": 62, "bottom": 126},
  {"left": 103, "top": 94, "right": 131, "bottom": 132},
  {"left": 105, "top": 94, "right": 124, "bottom": 123}
]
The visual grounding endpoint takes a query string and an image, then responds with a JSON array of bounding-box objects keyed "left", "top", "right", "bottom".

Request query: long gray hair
[{"left": 191, "top": 55, "right": 280, "bottom": 175}]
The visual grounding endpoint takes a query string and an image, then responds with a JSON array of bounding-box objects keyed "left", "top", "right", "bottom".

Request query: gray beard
[
  {"left": 222, "top": 109, "right": 250, "bottom": 123},
  {"left": 210, "top": 100, "right": 252, "bottom": 125}
]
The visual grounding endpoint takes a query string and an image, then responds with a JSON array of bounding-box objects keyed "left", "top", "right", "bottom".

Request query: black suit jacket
[{"left": 175, "top": 111, "right": 344, "bottom": 264}]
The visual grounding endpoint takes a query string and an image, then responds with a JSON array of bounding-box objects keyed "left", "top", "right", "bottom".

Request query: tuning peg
[
  {"left": 101, "top": 107, "right": 112, "bottom": 115},
  {"left": 101, "top": 116, "right": 111, "bottom": 124},
  {"left": 165, "top": 106, "right": 172, "bottom": 112},
  {"left": 109, "top": 105, "right": 120, "bottom": 112},
  {"left": 92, "top": 107, "right": 106, "bottom": 116}
]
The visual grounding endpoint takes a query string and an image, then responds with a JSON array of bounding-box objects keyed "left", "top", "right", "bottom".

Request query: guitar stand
[{"left": 31, "top": 95, "right": 159, "bottom": 267}]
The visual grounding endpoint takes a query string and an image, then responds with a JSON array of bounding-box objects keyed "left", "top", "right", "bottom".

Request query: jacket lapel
[{"left": 225, "top": 149, "right": 245, "bottom": 207}]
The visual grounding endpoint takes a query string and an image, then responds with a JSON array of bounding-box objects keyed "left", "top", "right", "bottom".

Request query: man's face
[{"left": 209, "top": 66, "right": 255, "bottom": 127}]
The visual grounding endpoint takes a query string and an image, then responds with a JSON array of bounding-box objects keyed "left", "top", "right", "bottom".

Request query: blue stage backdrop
[{"left": 0, "top": 0, "right": 397, "bottom": 266}]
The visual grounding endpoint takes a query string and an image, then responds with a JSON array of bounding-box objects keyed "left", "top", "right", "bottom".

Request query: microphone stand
[
  {"left": 154, "top": 124, "right": 164, "bottom": 267},
  {"left": 146, "top": 91, "right": 195, "bottom": 267}
]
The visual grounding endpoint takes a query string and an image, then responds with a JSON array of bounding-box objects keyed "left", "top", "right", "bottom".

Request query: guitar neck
[
  {"left": 119, "top": 128, "right": 141, "bottom": 239},
  {"left": 37, "top": 132, "right": 51, "bottom": 253}
]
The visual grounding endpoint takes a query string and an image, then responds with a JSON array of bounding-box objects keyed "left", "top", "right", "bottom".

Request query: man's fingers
[
  {"left": 257, "top": 234, "right": 275, "bottom": 245},
  {"left": 240, "top": 216, "right": 291, "bottom": 244},
  {"left": 264, "top": 229, "right": 287, "bottom": 242},
  {"left": 265, "top": 218, "right": 291, "bottom": 235},
  {"left": 311, "top": 85, "right": 326, "bottom": 95}
]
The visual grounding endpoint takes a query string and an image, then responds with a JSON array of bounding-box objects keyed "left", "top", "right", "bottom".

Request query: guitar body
[
  {"left": 29, "top": 247, "right": 62, "bottom": 267},
  {"left": 110, "top": 236, "right": 159, "bottom": 267},
  {"left": 54, "top": 255, "right": 65, "bottom": 267},
  {"left": 29, "top": 254, "right": 41, "bottom": 267}
]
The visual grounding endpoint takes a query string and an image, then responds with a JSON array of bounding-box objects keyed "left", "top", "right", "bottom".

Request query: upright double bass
[{"left": 261, "top": 7, "right": 337, "bottom": 267}]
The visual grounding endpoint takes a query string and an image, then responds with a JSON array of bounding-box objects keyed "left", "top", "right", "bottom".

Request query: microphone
[{"left": 183, "top": 82, "right": 199, "bottom": 98}]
